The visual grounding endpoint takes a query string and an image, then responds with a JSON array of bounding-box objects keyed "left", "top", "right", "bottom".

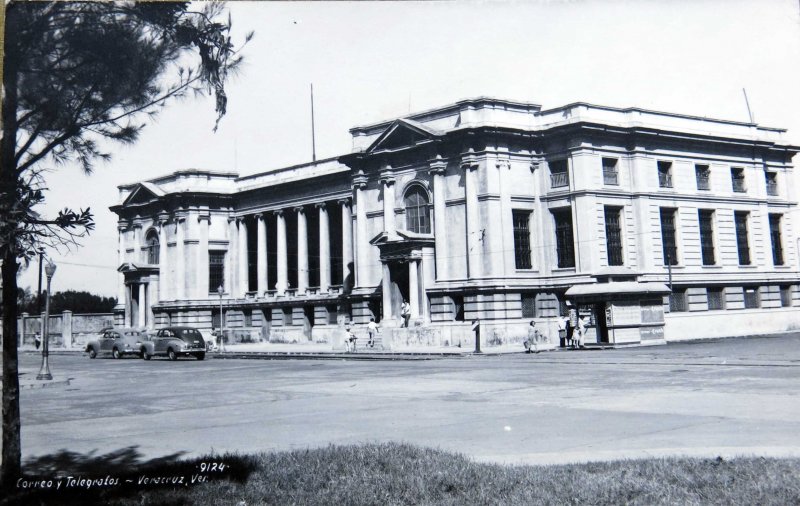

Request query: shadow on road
[{"left": 3, "top": 446, "right": 257, "bottom": 505}]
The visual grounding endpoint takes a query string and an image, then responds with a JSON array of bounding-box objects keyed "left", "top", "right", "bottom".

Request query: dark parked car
[
  {"left": 141, "top": 327, "right": 206, "bottom": 361},
  {"left": 85, "top": 328, "right": 145, "bottom": 359}
]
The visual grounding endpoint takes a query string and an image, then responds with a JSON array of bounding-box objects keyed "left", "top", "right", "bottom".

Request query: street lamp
[
  {"left": 36, "top": 261, "right": 56, "bottom": 380},
  {"left": 36, "top": 247, "right": 45, "bottom": 312},
  {"left": 217, "top": 285, "right": 225, "bottom": 352}
]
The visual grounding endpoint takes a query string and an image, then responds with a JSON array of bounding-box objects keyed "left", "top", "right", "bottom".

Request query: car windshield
[{"left": 177, "top": 329, "right": 203, "bottom": 343}]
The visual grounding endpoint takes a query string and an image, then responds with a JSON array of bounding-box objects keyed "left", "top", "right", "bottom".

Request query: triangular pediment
[
  {"left": 122, "top": 182, "right": 164, "bottom": 206},
  {"left": 366, "top": 118, "right": 440, "bottom": 153}
]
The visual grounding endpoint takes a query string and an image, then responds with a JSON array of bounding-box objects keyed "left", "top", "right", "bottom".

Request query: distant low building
[{"left": 110, "top": 98, "right": 800, "bottom": 348}]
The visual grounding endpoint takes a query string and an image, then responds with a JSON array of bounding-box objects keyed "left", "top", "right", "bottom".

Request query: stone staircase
[{"left": 349, "top": 334, "right": 385, "bottom": 351}]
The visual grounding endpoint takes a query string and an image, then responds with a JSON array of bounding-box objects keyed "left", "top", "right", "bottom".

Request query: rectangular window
[
  {"left": 660, "top": 208, "right": 678, "bottom": 266},
  {"left": 602, "top": 157, "right": 619, "bottom": 185},
  {"left": 512, "top": 210, "right": 533, "bottom": 269},
  {"left": 707, "top": 288, "right": 724, "bottom": 310},
  {"left": 521, "top": 294, "right": 537, "bottom": 318},
  {"left": 244, "top": 311, "right": 252, "bottom": 327},
  {"left": 211, "top": 311, "right": 221, "bottom": 330},
  {"left": 698, "top": 209, "right": 715, "bottom": 265},
  {"left": 209, "top": 251, "right": 225, "bottom": 292},
  {"left": 669, "top": 290, "right": 687, "bottom": 312},
  {"left": 549, "top": 159, "right": 569, "bottom": 188},
  {"left": 766, "top": 171, "right": 778, "bottom": 196},
  {"left": 731, "top": 167, "right": 746, "bottom": 193},
  {"left": 657, "top": 161, "right": 673, "bottom": 188},
  {"left": 604, "top": 206, "right": 623, "bottom": 266},
  {"left": 451, "top": 295, "right": 465, "bottom": 322},
  {"left": 744, "top": 287, "right": 760, "bottom": 309},
  {"left": 734, "top": 211, "right": 751, "bottom": 265},
  {"left": 781, "top": 286, "right": 792, "bottom": 307},
  {"left": 553, "top": 209, "right": 575, "bottom": 268},
  {"left": 769, "top": 214, "right": 784, "bottom": 265},
  {"left": 695, "top": 164, "right": 710, "bottom": 190}
]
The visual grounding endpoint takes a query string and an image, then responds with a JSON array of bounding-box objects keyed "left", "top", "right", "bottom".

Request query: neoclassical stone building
[{"left": 111, "top": 98, "right": 800, "bottom": 349}]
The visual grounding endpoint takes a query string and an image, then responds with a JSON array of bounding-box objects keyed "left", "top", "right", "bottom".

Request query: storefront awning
[{"left": 565, "top": 282, "right": 670, "bottom": 298}]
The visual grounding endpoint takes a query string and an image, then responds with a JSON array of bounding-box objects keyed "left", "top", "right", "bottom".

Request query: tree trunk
[{"left": 0, "top": 3, "right": 22, "bottom": 489}]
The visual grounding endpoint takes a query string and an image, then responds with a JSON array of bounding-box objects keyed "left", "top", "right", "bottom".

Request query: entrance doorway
[
  {"left": 594, "top": 303, "right": 609, "bottom": 343},
  {"left": 388, "top": 262, "right": 409, "bottom": 318}
]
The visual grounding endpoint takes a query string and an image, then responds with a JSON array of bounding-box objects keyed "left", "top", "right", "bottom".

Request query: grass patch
[{"left": 4, "top": 443, "right": 799, "bottom": 505}]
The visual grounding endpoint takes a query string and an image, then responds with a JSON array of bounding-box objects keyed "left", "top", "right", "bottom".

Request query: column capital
[
  {"left": 429, "top": 155, "right": 447, "bottom": 175},
  {"left": 530, "top": 161, "right": 541, "bottom": 173},
  {"left": 273, "top": 209, "right": 285, "bottom": 217},
  {"left": 227, "top": 215, "right": 237, "bottom": 224},
  {"left": 379, "top": 172, "right": 396, "bottom": 186},
  {"left": 495, "top": 158, "right": 511, "bottom": 170},
  {"left": 461, "top": 147, "right": 479, "bottom": 171},
  {"left": 118, "top": 220, "right": 131, "bottom": 232},
  {"left": 337, "top": 197, "right": 352, "bottom": 207},
  {"left": 236, "top": 216, "right": 247, "bottom": 225},
  {"left": 314, "top": 201, "right": 328, "bottom": 210},
  {"left": 352, "top": 170, "right": 368, "bottom": 190},
  {"left": 197, "top": 213, "right": 211, "bottom": 223},
  {"left": 256, "top": 212, "right": 267, "bottom": 222}
]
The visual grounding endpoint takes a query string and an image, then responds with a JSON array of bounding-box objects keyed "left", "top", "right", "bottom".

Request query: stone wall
[{"left": 17, "top": 312, "right": 114, "bottom": 348}]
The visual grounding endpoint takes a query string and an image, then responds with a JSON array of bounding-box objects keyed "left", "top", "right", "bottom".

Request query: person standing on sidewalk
[
  {"left": 523, "top": 321, "right": 541, "bottom": 354},
  {"left": 401, "top": 301, "right": 411, "bottom": 328}
]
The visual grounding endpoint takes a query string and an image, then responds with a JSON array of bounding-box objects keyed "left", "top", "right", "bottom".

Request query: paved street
[{"left": 16, "top": 333, "right": 800, "bottom": 466}]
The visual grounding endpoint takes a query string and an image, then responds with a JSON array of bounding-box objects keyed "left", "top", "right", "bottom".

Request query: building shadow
[{"left": 2, "top": 446, "right": 256, "bottom": 506}]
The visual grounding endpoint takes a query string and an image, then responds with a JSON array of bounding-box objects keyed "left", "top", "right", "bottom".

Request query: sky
[{"left": 18, "top": 0, "right": 800, "bottom": 297}]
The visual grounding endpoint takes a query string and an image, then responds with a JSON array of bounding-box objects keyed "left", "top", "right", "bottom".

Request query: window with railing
[
  {"left": 404, "top": 186, "right": 431, "bottom": 234},
  {"left": 769, "top": 213, "right": 784, "bottom": 265},
  {"left": 604, "top": 206, "right": 623, "bottom": 266},
  {"left": 209, "top": 251, "right": 225, "bottom": 292},
  {"left": 707, "top": 288, "right": 725, "bottom": 310},
  {"left": 780, "top": 286, "right": 793, "bottom": 307},
  {"left": 731, "top": 167, "right": 746, "bottom": 193},
  {"left": 658, "top": 161, "right": 673, "bottom": 188},
  {"left": 744, "top": 287, "right": 760, "bottom": 309},
  {"left": 698, "top": 209, "right": 715, "bottom": 265},
  {"left": 602, "top": 157, "right": 619, "bottom": 185},
  {"left": 669, "top": 290, "right": 687, "bottom": 312},
  {"left": 549, "top": 159, "right": 569, "bottom": 188},
  {"left": 765, "top": 171, "right": 778, "bottom": 196},
  {"left": 695, "top": 164, "right": 710, "bottom": 190},
  {"left": 553, "top": 209, "right": 575, "bottom": 268},
  {"left": 734, "top": 211, "right": 751, "bottom": 265},
  {"left": 512, "top": 210, "right": 532, "bottom": 269},
  {"left": 521, "top": 294, "right": 537, "bottom": 318},
  {"left": 659, "top": 208, "right": 678, "bottom": 265}
]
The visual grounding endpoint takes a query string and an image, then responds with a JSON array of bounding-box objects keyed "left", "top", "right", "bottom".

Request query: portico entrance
[{"left": 371, "top": 231, "right": 433, "bottom": 325}]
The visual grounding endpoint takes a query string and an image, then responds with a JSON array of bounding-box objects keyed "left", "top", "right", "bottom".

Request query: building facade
[{"left": 111, "top": 98, "right": 800, "bottom": 349}]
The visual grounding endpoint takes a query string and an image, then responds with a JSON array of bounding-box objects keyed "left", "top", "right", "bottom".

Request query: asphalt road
[{"left": 17, "top": 333, "right": 800, "bottom": 466}]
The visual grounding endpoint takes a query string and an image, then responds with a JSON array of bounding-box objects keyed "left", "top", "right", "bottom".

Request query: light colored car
[
  {"left": 141, "top": 326, "right": 206, "bottom": 361},
  {"left": 85, "top": 328, "right": 145, "bottom": 359}
]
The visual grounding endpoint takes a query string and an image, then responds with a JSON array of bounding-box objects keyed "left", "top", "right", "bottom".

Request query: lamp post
[
  {"left": 36, "top": 261, "right": 56, "bottom": 380},
  {"left": 217, "top": 285, "right": 225, "bottom": 352},
  {"left": 36, "top": 247, "right": 45, "bottom": 312}
]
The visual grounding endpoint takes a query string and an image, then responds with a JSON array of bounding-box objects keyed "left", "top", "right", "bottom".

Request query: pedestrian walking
[
  {"left": 34, "top": 333, "right": 41, "bottom": 350},
  {"left": 575, "top": 315, "right": 587, "bottom": 349},
  {"left": 367, "top": 318, "right": 379, "bottom": 348},
  {"left": 344, "top": 324, "right": 357, "bottom": 353},
  {"left": 523, "top": 321, "right": 541, "bottom": 354},
  {"left": 401, "top": 301, "right": 411, "bottom": 328}
]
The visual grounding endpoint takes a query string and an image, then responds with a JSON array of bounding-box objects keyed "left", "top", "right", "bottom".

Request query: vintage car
[
  {"left": 141, "top": 326, "right": 206, "bottom": 361},
  {"left": 85, "top": 328, "right": 145, "bottom": 359}
]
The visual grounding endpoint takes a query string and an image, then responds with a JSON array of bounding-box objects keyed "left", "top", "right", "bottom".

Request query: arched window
[
  {"left": 404, "top": 185, "right": 431, "bottom": 234},
  {"left": 146, "top": 230, "right": 159, "bottom": 264}
]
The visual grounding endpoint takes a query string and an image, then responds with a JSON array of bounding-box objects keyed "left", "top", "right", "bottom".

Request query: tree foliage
[{"left": 1, "top": 0, "right": 252, "bottom": 487}]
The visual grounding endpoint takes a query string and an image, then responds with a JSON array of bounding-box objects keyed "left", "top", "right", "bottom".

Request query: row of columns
[{"left": 228, "top": 200, "right": 354, "bottom": 298}]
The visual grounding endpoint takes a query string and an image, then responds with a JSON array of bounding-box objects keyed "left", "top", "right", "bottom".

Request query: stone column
[
  {"left": 158, "top": 218, "right": 169, "bottom": 301},
  {"left": 408, "top": 259, "right": 419, "bottom": 318},
  {"left": 137, "top": 283, "right": 146, "bottom": 328},
  {"left": 147, "top": 282, "right": 157, "bottom": 330},
  {"left": 429, "top": 157, "right": 448, "bottom": 280},
  {"left": 275, "top": 209, "right": 288, "bottom": 294},
  {"left": 380, "top": 168, "right": 396, "bottom": 236},
  {"left": 382, "top": 262, "right": 392, "bottom": 320},
  {"left": 237, "top": 217, "right": 249, "bottom": 296},
  {"left": 117, "top": 222, "right": 128, "bottom": 305},
  {"left": 196, "top": 215, "right": 210, "bottom": 298},
  {"left": 133, "top": 223, "right": 142, "bottom": 263},
  {"left": 125, "top": 284, "right": 132, "bottom": 326},
  {"left": 257, "top": 213, "right": 268, "bottom": 295},
  {"left": 175, "top": 217, "right": 186, "bottom": 300},
  {"left": 339, "top": 198, "right": 354, "bottom": 287},
  {"left": 226, "top": 217, "right": 237, "bottom": 295},
  {"left": 318, "top": 202, "right": 330, "bottom": 292},
  {"left": 462, "top": 155, "right": 481, "bottom": 278},
  {"left": 353, "top": 173, "right": 369, "bottom": 288},
  {"left": 497, "top": 158, "right": 514, "bottom": 276},
  {"left": 296, "top": 206, "right": 308, "bottom": 294}
]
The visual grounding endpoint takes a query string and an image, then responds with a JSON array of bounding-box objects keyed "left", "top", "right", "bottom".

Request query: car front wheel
[
  {"left": 196, "top": 352, "right": 205, "bottom": 361},
  {"left": 142, "top": 348, "right": 151, "bottom": 360},
  {"left": 167, "top": 348, "right": 178, "bottom": 361},
  {"left": 112, "top": 348, "right": 121, "bottom": 359},
  {"left": 88, "top": 348, "right": 97, "bottom": 359}
]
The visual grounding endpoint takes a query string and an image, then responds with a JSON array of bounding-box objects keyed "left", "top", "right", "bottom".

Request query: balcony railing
[
  {"left": 658, "top": 172, "right": 673, "bottom": 188},
  {"left": 732, "top": 179, "right": 746, "bottom": 193},
  {"left": 696, "top": 174, "right": 710, "bottom": 190},
  {"left": 550, "top": 171, "right": 569, "bottom": 188},
  {"left": 766, "top": 182, "right": 779, "bottom": 196},
  {"left": 603, "top": 169, "right": 618, "bottom": 185}
]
